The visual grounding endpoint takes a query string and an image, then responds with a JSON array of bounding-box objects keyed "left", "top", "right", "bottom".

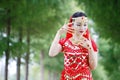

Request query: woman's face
[{"left": 72, "top": 16, "right": 88, "bottom": 34}]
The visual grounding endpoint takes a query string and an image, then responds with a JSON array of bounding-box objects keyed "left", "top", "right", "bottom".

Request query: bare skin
[{"left": 49, "top": 17, "right": 98, "bottom": 70}]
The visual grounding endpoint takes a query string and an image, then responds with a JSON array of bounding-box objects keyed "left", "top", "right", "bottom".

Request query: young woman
[{"left": 49, "top": 12, "right": 98, "bottom": 80}]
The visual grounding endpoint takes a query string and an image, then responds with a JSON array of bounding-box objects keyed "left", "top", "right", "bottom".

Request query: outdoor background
[{"left": 0, "top": 0, "right": 120, "bottom": 80}]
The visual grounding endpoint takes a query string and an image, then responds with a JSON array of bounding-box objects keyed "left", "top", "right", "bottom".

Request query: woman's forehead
[{"left": 72, "top": 16, "right": 88, "bottom": 22}]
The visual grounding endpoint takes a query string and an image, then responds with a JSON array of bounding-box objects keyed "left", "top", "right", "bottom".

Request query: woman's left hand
[{"left": 79, "top": 36, "right": 92, "bottom": 50}]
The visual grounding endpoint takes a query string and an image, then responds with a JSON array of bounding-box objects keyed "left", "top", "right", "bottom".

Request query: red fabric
[
  {"left": 66, "top": 23, "right": 73, "bottom": 39},
  {"left": 59, "top": 39, "right": 93, "bottom": 80},
  {"left": 59, "top": 38, "right": 66, "bottom": 51},
  {"left": 91, "top": 39, "right": 98, "bottom": 52},
  {"left": 59, "top": 16, "right": 97, "bottom": 80},
  {"left": 66, "top": 16, "right": 73, "bottom": 39},
  {"left": 83, "top": 29, "right": 89, "bottom": 40},
  {"left": 59, "top": 38, "right": 66, "bottom": 46}
]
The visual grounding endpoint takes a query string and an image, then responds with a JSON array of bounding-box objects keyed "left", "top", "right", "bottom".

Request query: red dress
[{"left": 59, "top": 38, "right": 97, "bottom": 80}]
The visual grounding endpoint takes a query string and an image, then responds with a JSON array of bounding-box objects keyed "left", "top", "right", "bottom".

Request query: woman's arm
[
  {"left": 88, "top": 45, "right": 98, "bottom": 70},
  {"left": 87, "top": 38, "right": 98, "bottom": 70},
  {"left": 80, "top": 36, "right": 98, "bottom": 70},
  {"left": 49, "top": 23, "right": 72, "bottom": 57},
  {"left": 49, "top": 23, "right": 74, "bottom": 57},
  {"left": 49, "top": 31, "right": 62, "bottom": 57}
]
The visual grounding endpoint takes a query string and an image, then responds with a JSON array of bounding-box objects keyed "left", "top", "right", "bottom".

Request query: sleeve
[
  {"left": 91, "top": 39, "right": 98, "bottom": 52},
  {"left": 59, "top": 38, "right": 65, "bottom": 46},
  {"left": 59, "top": 38, "right": 66, "bottom": 52}
]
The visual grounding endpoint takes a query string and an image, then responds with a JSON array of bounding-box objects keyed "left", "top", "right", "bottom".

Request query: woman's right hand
[{"left": 58, "top": 23, "right": 74, "bottom": 35}]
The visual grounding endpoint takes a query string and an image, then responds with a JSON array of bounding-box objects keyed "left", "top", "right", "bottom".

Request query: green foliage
[
  {"left": 92, "top": 64, "right": 108, "bottom": 80},
  {"left": 44, "top": 53, "right": 64, "bottom": 72},
  {"left": 0, "top": 37, "right": 7, "bottom": 56},
  {"left": 98, "top": 38, "right": 120, "bottom": 79},
  {"left": 109, "top": 71, "right": 120, "bottom": 80},
  {"left": 77, "top": 0, "right": 120, "bottom": 43},
  {"left": 10, "top": 41, "right": 27, "bottom": 57}
]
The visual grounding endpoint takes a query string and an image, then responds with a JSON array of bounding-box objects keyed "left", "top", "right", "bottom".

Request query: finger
[
  {"left": 67, "top": 27, "right": 74, "bottom": 32},
  {"left": 66, "top": 31, "right": 73, "bottom": 34},
  {"left": 67, "top": 28, "right": 74, "bottom": 32},
  {"left": 67, "top": 29, "right": 74, "bottom": 34},
  {"left": 62, "top": 27, "right": 74, "bottom": 34},
  {"left": 68, "top": 30, "right": 74, "bottom": 33},
  {"left": 68, "top": 27, "right": 74, "bottom": 30},
  {"left": 67, "top": 23, "right": 72, "bottom": 26}
]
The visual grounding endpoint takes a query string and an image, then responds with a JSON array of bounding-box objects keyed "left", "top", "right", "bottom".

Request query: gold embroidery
[{"left": 64, "top": 73, "right": 82, "bottom": 79}]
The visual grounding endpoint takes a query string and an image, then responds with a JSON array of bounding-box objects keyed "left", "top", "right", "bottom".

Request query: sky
[{"left": 0, "top": 56, "right": 16, "bottom": 77}]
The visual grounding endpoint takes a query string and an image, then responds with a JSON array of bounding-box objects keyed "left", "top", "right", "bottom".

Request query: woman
[{"left": 49, "top": 12, "right": 98, "bottom": 80}]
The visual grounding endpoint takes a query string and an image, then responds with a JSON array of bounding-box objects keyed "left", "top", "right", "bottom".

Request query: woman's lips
[{"left": 79, "top": 31, "right": 83, "bottom": 33}]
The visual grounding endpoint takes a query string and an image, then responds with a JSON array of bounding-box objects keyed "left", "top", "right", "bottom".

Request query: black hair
[{"left": 72, "top": 12, "right": 87, "bottom": 18}]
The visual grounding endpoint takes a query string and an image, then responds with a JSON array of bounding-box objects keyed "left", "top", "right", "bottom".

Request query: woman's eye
[
  {"left": 84, "top": 24, "right": 87, "bottom": 26},
  {"left": 72, "top": 19, "right": 75, "bottom": 22},
  {"left": 77, "top": 23, "right": 81, "bottom": 26},
  {"left": 72, "top": 23, "right": 74, "bottom": 26}
]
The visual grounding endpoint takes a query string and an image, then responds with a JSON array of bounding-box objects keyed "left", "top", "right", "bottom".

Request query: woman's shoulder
[{"left": 59, "top": 38, "right": 67, "bottom": 46}]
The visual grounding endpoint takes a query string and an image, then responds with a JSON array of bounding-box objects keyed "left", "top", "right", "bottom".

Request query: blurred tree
[
  {"left": 77, "top": 0, "right": 120, "bottom": 43},
  {"left": 92, "top": 64, "right": 108, "bottom": 80},
  {"left": 5, "top": 8, "right": 11, "bottom": 80},
  {"left": 98, "top": 38, "right": 120, "bottom": 80}
]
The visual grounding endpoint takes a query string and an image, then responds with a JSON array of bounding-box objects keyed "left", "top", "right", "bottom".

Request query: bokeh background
[{"left": 0, "top": 0, "right": 120, "bottom": 80}]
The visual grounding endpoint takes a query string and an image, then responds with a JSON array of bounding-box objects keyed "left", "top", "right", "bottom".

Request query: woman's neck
[
  {"left": 72, "top": 32, "right": 81, "bottom": 40},
  {"left": 69, "top": 32, "right": 82, "bottom": 45}
]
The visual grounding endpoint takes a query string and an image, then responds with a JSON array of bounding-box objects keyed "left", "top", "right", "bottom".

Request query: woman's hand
[
  {"left": 49, "top": 23, "right": 73, "bottom": 57},
  {"left": 78, "top": 35, "right": 92, "bottom": 49},
  {"left": 58, "top": 23, "right": 74, "bottom": 35}
]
